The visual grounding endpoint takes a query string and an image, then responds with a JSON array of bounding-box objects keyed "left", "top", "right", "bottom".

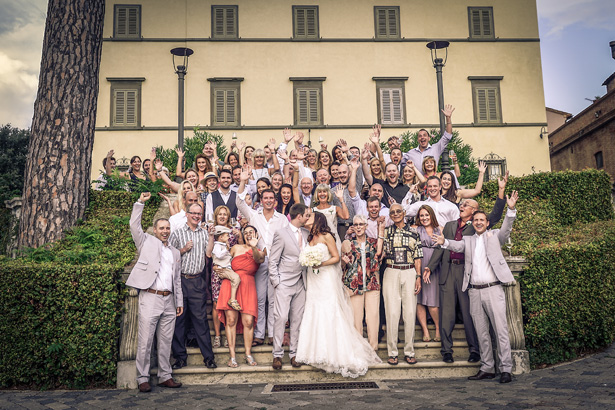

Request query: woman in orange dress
[{"left": 215, "top": 225, "right": 265, "bottom": 368}]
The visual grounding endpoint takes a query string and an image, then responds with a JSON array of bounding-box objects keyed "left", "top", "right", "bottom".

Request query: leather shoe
[
  {"left": 468, "top": 370, "right": 496, "bottom": 380},
  {"left": 272, "top": 357, "right": 283, "bottom": 370},
  {"left": 468, "top": 352, "right": 481, "bottom": 363},
  {"left": 204, "top": 358, "right": 217, "bottom": 369},
  {"left": 442, "top": 353, "right": 454, "bottom": 363},
  {"left": 290, "top": 357, "right": 302, "bottom": 368},
  {"left": 157, "top": 378, "right": 182, "bottom": 388},
  {"left": 138, "top": 382, "right": 151, "bottom": 392},
  {"left": 172, "top": 359, "right": 186, "bottom": 370},
  {"left": 500, "top": 372, "right": 512, "bottom": 383}
]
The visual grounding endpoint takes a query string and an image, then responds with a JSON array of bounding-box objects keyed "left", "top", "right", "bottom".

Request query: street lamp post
[
  {"left": 171, "top": 47, "right": 194, "bottom": 151},
  {"left": 426, "top": 40, "right": 450, "bottom": 171}
]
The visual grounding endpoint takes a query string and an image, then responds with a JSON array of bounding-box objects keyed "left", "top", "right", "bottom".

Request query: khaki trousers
[
  {"left": 349, "top": 290, "right": 380, "bottom": 350},
  {"left": 383, "top": 267, "right": 418, "bottom": 358}
]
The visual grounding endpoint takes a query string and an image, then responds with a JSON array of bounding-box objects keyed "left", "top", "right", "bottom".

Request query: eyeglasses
[
  {"left": 353, "top": 223, "right": 366, "bottom": 227},
  {"left": 389, "top": 210, "right": 404, "bottom": 215},
  {"left": 187, "top": 211, "right": 202, "bottom": 215}
]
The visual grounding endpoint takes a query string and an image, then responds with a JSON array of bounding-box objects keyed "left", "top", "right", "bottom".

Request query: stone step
[
  {"left": 185, "top": 340, "right": 472, "bottom": 366},
  {"left": 204, "top": 323, "right": 469, "bottom": 341},
  {"left": 151, "top": 358, "right": 480, "bottom": 384}
]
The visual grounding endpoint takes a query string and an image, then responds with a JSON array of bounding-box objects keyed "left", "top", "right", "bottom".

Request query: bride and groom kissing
[{"left": 268, "top": 203, "right": 380, "bottom": 378}]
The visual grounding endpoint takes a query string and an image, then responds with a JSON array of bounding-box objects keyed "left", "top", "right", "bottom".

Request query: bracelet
[
  {"left": 378, "top": 236, "right": 385, "bottom": 239},
  {"left": 416, "top": 275, "right": 421, "bottom": 278}
]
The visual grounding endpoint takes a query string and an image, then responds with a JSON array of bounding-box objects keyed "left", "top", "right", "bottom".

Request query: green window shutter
[
  {"left": 474, "top": 85, "right": 501, "bottom": 124},
  {"left": 226, "top": 89, "right": 236, "bottom": 124},
  {"left": 379, "top": 87, "right": 404, "bottom": 125},
  {"left": 115, "top": 6, "right": 140, "bottom": 38},
  {"left": 375, "top": 7, "right": 399, "bottom": 39},
  {"left": 477, "top": 88, "right": 488, "bottom": 122},
  {"left": 114, "top": 90, "right": 125, "bottom": 125},
  {"left": 469, "top": 7, "right": 493, "bottom": 39},
  {"left": 127, "top": 7, "right": 139, "bottom": 36},
  {"left": 471, "top": 10, "right": 482, "bottom": 37},
  {"left": 377, "top": 9, "right": 388, "bottom": 38},
  {"left": 306, "top": 8, "right": 316, "bottom": 37},
  {"left": 113, "top": 88, "right": 138, "bottom": 126},
  {"left": 481, "top": 10, "right": 492, "bottom": 37},
  {"left": 294, "top": 7, "right": 318, "bottom": 39},
  {"left": 116, "top": 8, "right": 127, "bottom": 36},
  {"left": 213, "top": 6, "right": 237, "bottom": 38},
  {"left": 125, "top": 90, "right": 137, "bottom": 125},
  {"left": 296, "top": 88, "right": 320, "bottom": 125},
  {"left": 226, "top": 7, "right": 236, "bottom": 37},
  {"left": 387, "top": 9, "right": 398, "bottom": 37},
  {"left": 213, "top": 87, "right": 239, "bottom": 126},
  {"left": 308, "top": 89, "right": 319, "bottom": 123},
  {"left": 214, "top": 8, "right": 225, "bottom": 37},
  {"left": 296, "top": 9, "right": 306, "bottom": 37}
]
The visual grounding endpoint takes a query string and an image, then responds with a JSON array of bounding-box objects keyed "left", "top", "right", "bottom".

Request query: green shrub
[{"left": 0, "top": 190, "right": 160, "bottom": 388}]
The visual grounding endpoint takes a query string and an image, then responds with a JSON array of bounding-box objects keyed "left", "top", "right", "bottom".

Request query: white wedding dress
[{"left": 296, "top": 243, "right": 381, "bottom": 378}]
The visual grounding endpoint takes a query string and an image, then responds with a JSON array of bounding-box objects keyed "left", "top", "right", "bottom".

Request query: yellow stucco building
[{"left": 93, "top": 0, "right": 550, "bottom": 179}]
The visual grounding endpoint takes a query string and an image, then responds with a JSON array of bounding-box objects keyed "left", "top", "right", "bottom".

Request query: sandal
[
  {"left": 245, "top": 355, "right": 257, "bottom": 366},
  {"left": 252, "top": 338, "right": 264, "bottom": 347},
  {"left": 213, "top": 336, "right": 221, "bottom": 349},
  {"left": 423, "top": 335, "right": 432, "bottom": 342},
  {"left": 228, "top": 299, "right": 242, "bottom": 311},
  {"left": 387, "top": 356, "right": 398, "bottom": 366},
  {"left": 227, "top": 357, "right": 238, "bottom": 368},
  {"left": 405, "top": 355, "right": 417, "bottom": 365},
  {"left": 434, "top": 336, "right": 441, "bottom": 342}
]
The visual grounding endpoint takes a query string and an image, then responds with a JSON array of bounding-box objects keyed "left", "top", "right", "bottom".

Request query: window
[
  {"left": 468, "top": 7, "right": 494, "bottom": 39},
  {"left": 470, "top": 77, "right": 503, "bottom": 124},
  {"left": 209, "top": 78, "right": 242, "bottom": 127},
  {"left": 293, "top": 6, "right": 319, "bottom": 40},
  {"left": 374, "top": 78, "right": 407, "bottom": 125},
  {"left": 212, "top": 6, "right": 238, "bottom": 39},
  {"left": 374, "top": 7, "right": 400, "bottom": 39},
  {"left": 595, "top": 151, "right": 604, "bottom": 169},
  {"left": 482, "top": 153, "right": 506, "bottom": 181},
  {"left": 291, "top": 78, "right": 324, "bottom": 126},
  {"left": 114, "top": 5, "right": 141, "bottom": 38},
  {"left": 109, "top": 79, "right": 143, "bottom": 127}
]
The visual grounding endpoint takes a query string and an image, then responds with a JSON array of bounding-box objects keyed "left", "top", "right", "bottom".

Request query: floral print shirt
[{"left": 342, "top": 238, "right": 381, "bottom": 295}]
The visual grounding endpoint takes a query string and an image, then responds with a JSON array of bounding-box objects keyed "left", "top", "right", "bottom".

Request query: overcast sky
[{"left": 0, "top": 0, "right": 614, "bottom": 129}]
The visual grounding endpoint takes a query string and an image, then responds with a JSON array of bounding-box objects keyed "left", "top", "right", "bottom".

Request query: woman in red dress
[{"left": 215, "top": 225, "right": 265, "bottom": 368}]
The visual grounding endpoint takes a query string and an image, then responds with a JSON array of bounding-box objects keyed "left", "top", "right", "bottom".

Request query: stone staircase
[{"left": 148, "top": 312, "right": 480, "bottom": 385}]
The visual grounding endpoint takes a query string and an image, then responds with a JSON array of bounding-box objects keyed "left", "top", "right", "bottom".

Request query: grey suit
[
  {"left": 444, "top": 209, "right": 516, "bottom": 374},
  {"left": 268, "top": 226, "right": 308, "bottom": 359},
  {"left": 127, "top": 202, "right": 183, "bottom": 385},
  {"left": 428, "top": 197, "right": 506, "bottom": 358}
]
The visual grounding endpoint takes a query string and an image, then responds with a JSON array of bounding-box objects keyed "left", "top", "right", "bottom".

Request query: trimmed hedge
[
  {"left": 0, "top": 190, "right": 160, "bottom": 388},
  {"left": 478, "top": 169, "right": 615, "bottom": 367}
]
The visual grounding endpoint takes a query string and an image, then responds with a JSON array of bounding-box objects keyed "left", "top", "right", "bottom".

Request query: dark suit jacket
[{"left": 427, "top": 197, "right": 506, "bottom": 285}]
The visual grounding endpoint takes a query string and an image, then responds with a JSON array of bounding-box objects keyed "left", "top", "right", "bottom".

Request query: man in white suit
[
  {"left": 268, "top": 203, "right": 312, "bottom": 369},
  {"left": 431, "top": 191, "right": 519, "bottom": 384},
  {"left": 127, "top": 192, "right": 184, "bottom": 392}
]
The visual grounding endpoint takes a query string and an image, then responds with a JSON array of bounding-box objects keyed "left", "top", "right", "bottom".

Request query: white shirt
[
  {"left": 212, "top": 241, "right": 232, "bottom": 269},
  {"left": 403, "top": 195, "right": 460, "bottom": 227},
  {"left": 153, "top": 244, "right": 174, "bottom": 291},
  {"left": 237, "top": 190, "right": 289, "bottom": 252},
  {"left": 471, "top": 233, "right": 499, "bottom": 285},
  {"left": 169, "top": 210, "right": 187, "bottom": 233},
  {"left": 349, "top": 193, "right": 392, "bottom": 239}
]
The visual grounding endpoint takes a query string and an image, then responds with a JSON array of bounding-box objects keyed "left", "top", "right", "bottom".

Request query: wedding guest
[
  {"left": 317, "top": 150, "right": 333, "bottom": 170},
  {"left": 341, "top": 214, "right": 384, "bottom": 350},
  {"left": 403, "top": 176, "right": 460, "bottom": 226},
  {"left": 271, "top": 171, "right": 284, "bottom": 195},
  {"left": 169, "top": 180, "right": 195, "bottom": 216},
  {"left": 215, "top": 225, "right": 265, "bottom": 367},
  {"left": 207, "top": 205, "right": 243, "bottom": 348},
  {"left": 168, "top": 191, "right": 199, "bottom": 233},
  {"left": 412, "top": 205, "right": 442, "bottom": 343},
  {"left": 312, "top": 184, "right": 349, "bottom": 251},
  {"left": 204, "top": 168, "right": 237, "bottom": 222},
  {"left": 225, "top": 151, "right": 241, "bottom": 168},
  {"left": 382, "top": 204, "right": 422, "bottom": 365},
  {"left": 154, "top": 159, "right": 199, "bottom": 193},
  {"left": 275, "top": 183, "right": 295, "bottom": 217},
  {"left": 441, "top": 162, "right": 487, "bottom": 205}
]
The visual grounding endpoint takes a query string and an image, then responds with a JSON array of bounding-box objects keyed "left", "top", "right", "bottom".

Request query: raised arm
[
  {"left": 155, "top": 159, "right": 181, "bottom": 192},
  {"left": 175, "top": 148, "right": 185, "bottom": 178},
  {"left": 458, "top": 161, "right": 487, "bottom": 199},
  {"left": 148, "top": 147, "right": 158, "bottom": 182},
  {"left": 361, "top": 144, "right": 374, "bottom": 186},
  {"left": 348, "top": 157, "right": 361, "bottom": 198},
  {"left": 104, "top": 150, "right": 115, "bottom": 176},
  {"left": 236, "top": 164, "right": 255, "bottom": 223},
  {"left": 267, "top": 138, "right": 281, "bottom": 175},
  {"left": 333, "top": 184, "right": 350, "bottom": 220},
  {"left": 130, "top": 192, "right": 151, "bottom": 250},
  {"left": 497, "top": 191, "right": 518, "bottom": 244}
]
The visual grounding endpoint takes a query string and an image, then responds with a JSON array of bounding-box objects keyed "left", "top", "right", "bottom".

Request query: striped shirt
[{"left": 169, "top": 224, "right": 209, "bottom": 275}]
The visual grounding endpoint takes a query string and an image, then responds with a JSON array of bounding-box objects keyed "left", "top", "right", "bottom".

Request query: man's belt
[
  {"left": 146, "top": 288, "right": 172, "bottom": 296},
  {"left": 337, "top": 222, "right": 352, "bottom": 227},
  {"left": 181, "top": 273, "right": 201, "bottom": 279},
  {"left": 386, "top": 263, "right": 415, "bottom": 270},
  {"left": 450, "top": 259, "right": 465, "bottom": 265},
  {"left": 468, "top": 281, "right": 501, "bottom": 289}
]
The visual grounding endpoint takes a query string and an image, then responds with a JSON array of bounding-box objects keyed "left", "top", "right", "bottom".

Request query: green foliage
[
  {"left": 520, "top": 226, "right": 615, "bottom": 366},
  {"left": 0, "top": 190, "right": 160, "bottom": 388},
  {"left": 155, "top": 127, "right": 228, "bottom": 175},
  {"left": 476, "top": 169, "right": 615, "bottom": 367},
  {"left": 384, "top": 129, "right": 479, "bottom": 185}
]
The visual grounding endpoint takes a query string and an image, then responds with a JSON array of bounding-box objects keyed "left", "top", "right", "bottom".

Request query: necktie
[{"left": 297, "top": 230, "right": 303, "bottom": 250}]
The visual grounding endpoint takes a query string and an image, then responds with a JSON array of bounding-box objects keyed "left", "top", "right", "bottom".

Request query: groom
[{"left": 268, "top": 203, "right": 312, "bottom": 370}]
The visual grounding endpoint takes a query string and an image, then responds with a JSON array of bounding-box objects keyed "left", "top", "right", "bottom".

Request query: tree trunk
[{"left": 18, "top": 0, "right": 105, "bottom": 249}]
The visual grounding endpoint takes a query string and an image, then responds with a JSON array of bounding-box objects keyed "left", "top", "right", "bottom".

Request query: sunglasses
[{"left": 353, "top": 223, "right": 366, "bottom": 227}]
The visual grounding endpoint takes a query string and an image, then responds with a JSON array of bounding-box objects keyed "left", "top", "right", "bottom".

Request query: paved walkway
[{"left": 2, "top": 344, "right": 614, "bottom": 410}]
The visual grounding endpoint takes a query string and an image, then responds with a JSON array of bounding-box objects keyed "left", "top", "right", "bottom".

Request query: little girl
[{"left": 212, "top": 225, "right": 242, "bottom": 311}]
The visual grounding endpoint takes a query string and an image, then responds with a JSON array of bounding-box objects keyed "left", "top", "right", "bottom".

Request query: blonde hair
[
  {"left": 313, "top": 184, "right": 333, "bottom": 207},
  {"left": 178, "top": 180, "right": 195, "bottom": 211}
]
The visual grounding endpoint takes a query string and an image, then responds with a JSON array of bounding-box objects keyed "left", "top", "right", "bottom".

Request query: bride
[{"left": 296, "top": 212, "right": 381, "bottom": 377}]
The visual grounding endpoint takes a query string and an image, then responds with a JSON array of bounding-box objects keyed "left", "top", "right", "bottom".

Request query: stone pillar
[
  {"left": 505, "top": 256, "right": 530, "bottom": 374},
  {"left": 117, "top": 287, "right": 139, "bottom": 389},
  {"left": 4, "top": 197, "right": 22, "bottom": 258}
]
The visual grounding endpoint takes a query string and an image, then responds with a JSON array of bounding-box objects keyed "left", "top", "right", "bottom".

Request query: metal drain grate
[{"left": 271, "top": 381, "right": 379, "bottom": 392}]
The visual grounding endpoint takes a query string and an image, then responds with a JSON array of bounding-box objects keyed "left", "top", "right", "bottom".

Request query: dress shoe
[
  {"left": 468, "top": 370, "right": 496, "bottom": 380},
  {"left": 138, "top": 382, "right": 151, "bottom": 392},
  {"left": 500, "top": 372, "right": 512, "bottom": 383},
  {"left": 442, "top": 353, "right": 454, "bottom": 363},
  {"left": 290, "top": 357, "right": 302, "bottom": 368},
  {"left": 157, "top": 378, "right": 182, "bottom": 388},
  {"left": 272, "top": 357, "right": 283, "bottom": 370},
  {"left": 172, "top": 359, "right": 187, "bottom": 370},
  {"left": 204, "top": 358, "right": 217, "bottom": 369},
  {"left": 468, "top": 352, "right": 481, "bottom": 363}
]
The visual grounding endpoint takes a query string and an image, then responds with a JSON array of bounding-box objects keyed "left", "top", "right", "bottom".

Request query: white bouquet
[{"left": 299, "top": 247, "right": 324, "bottom": 275}]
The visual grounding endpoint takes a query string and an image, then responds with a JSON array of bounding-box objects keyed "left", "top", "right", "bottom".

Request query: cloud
[
  {"left": 0, "top": 0, "right": 46, "bottom": 128},
  {"left": 537, "top": 0, "right": 615, "bottom": 36}
]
